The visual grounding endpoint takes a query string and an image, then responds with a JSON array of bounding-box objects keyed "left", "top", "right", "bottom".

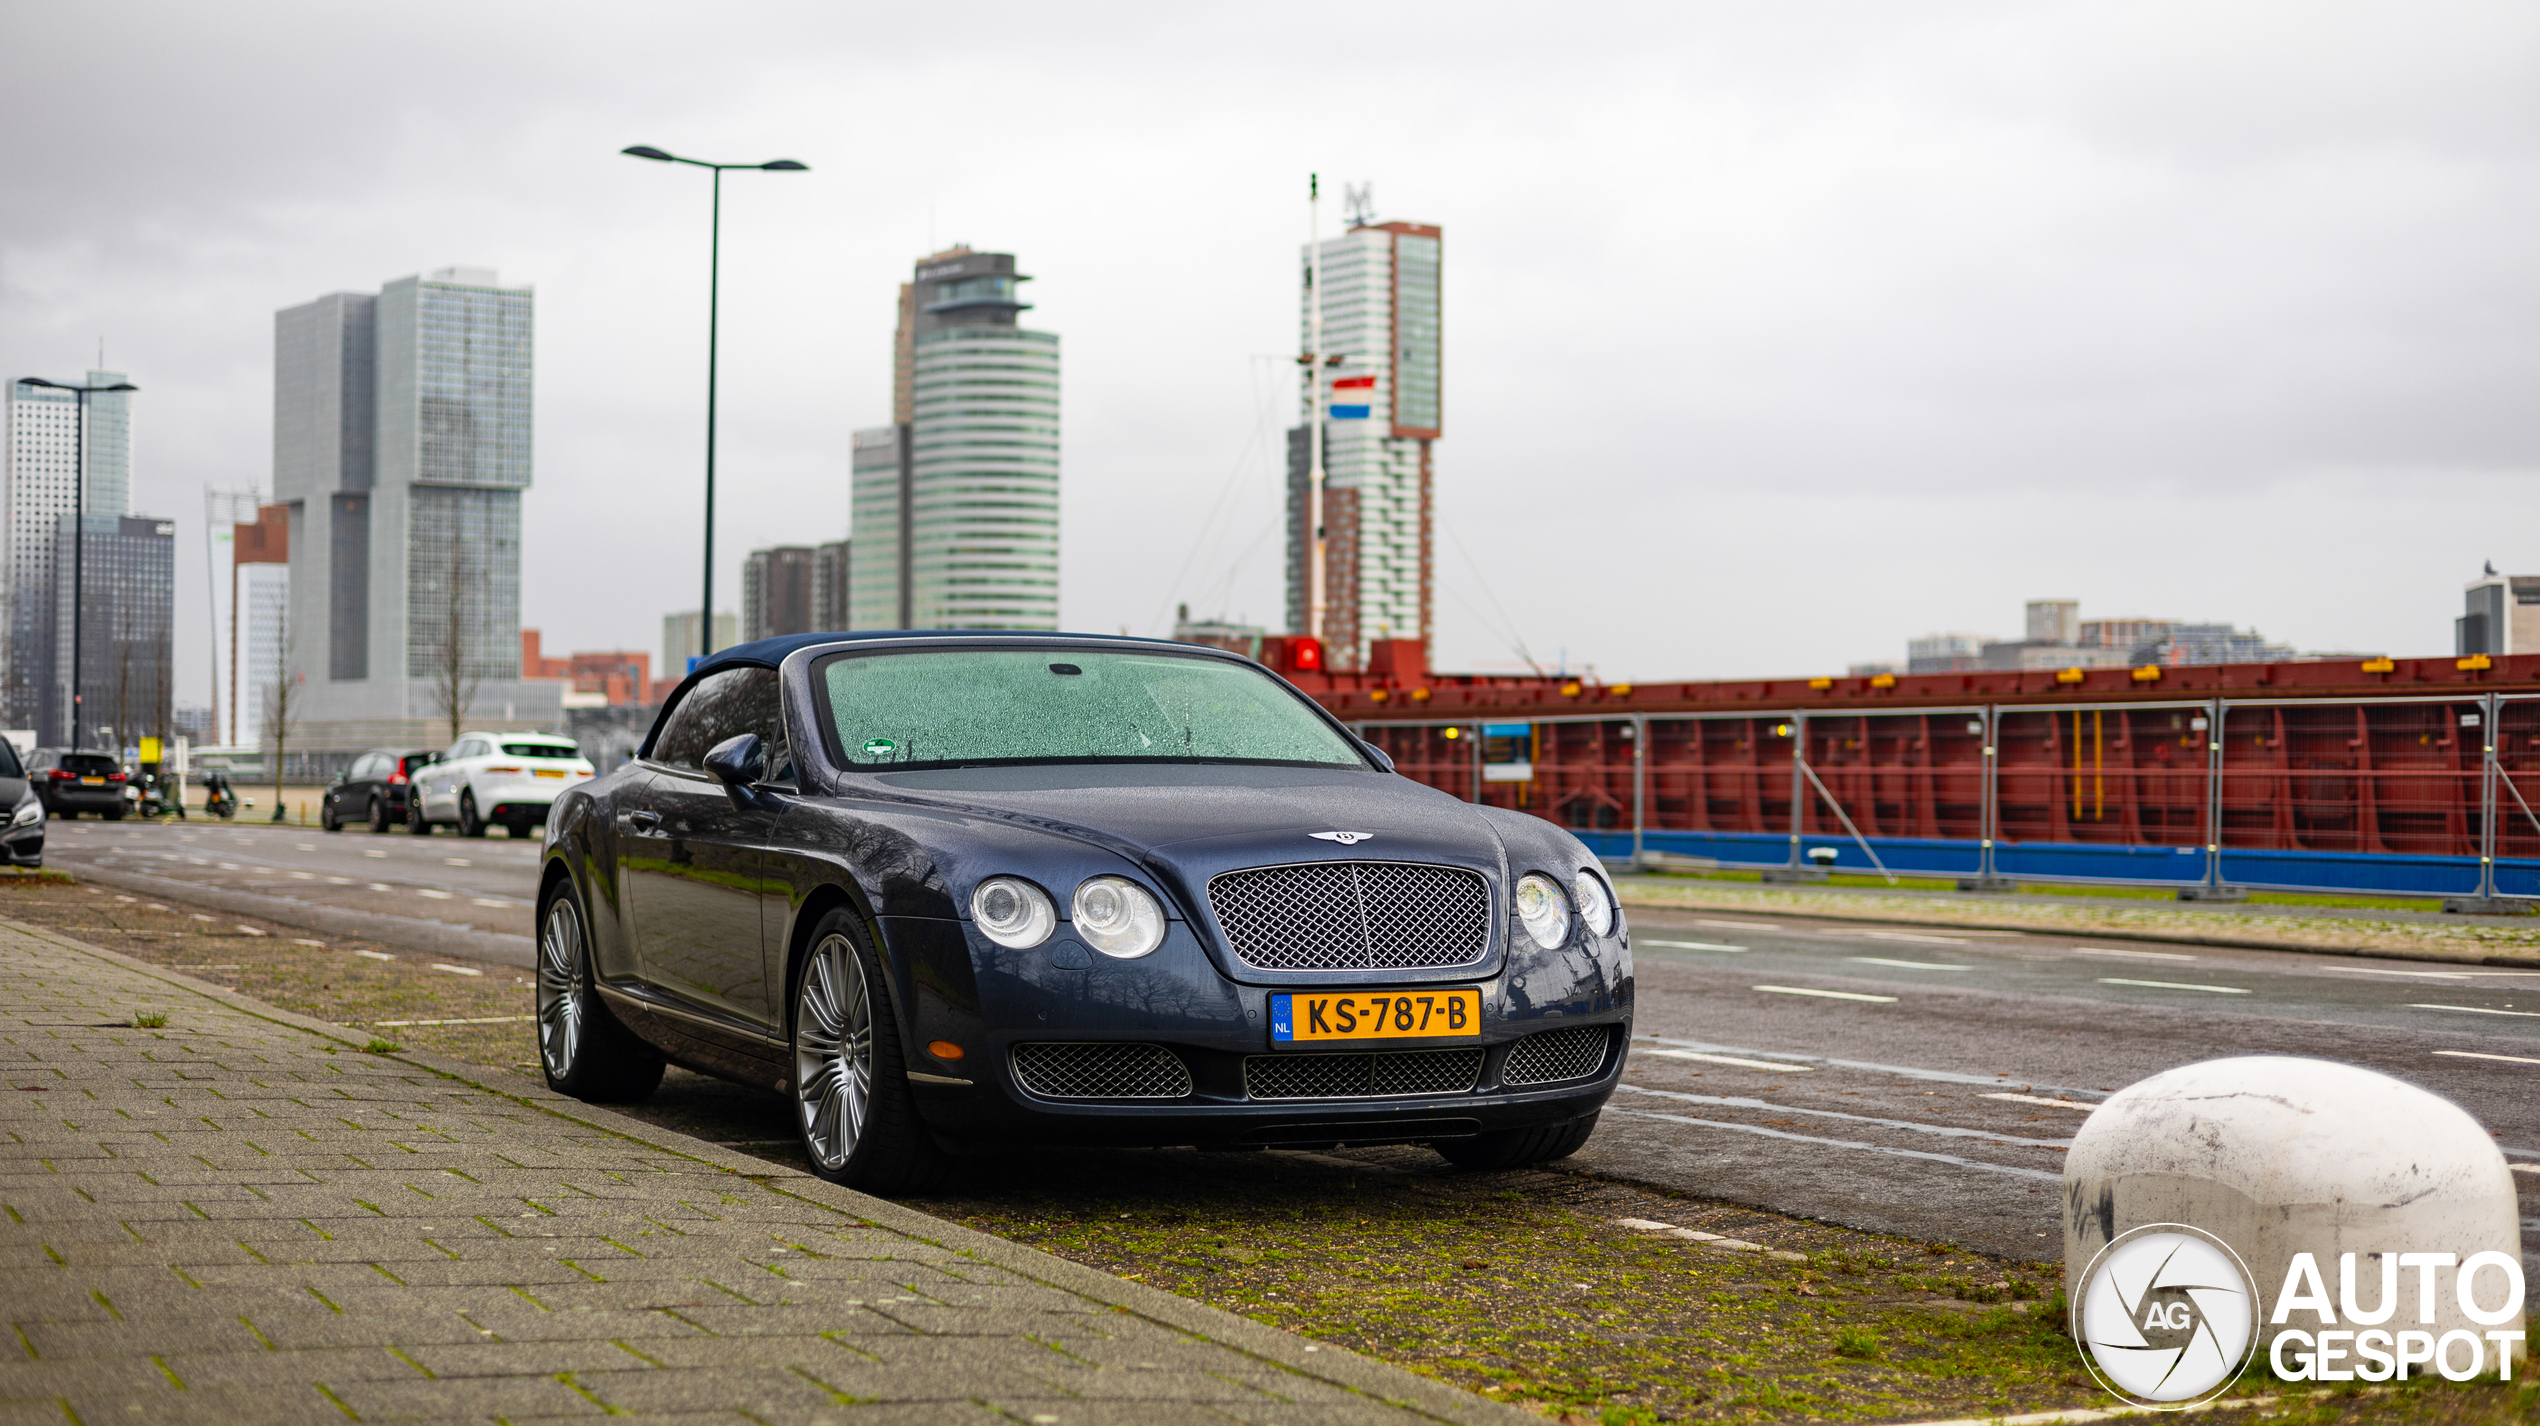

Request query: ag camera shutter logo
[{"left": 2074, "top": 1224, "right": 2258, "bottom": 1408}]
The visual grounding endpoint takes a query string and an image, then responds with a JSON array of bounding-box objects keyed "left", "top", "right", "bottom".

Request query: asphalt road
[
  {"left": 1595, "top": 904, "right": 2540, "bottom": 1269},
  {"left": 43, "top": 815, "right": 540, "bottom": 962},
  {"left": 35, "top": 820, "right": 2540, "bottom": 1273}
]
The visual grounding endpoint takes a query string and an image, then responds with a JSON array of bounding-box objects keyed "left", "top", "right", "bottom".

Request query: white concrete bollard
[{"left": 2064, "top": 1056, "right": 2525, "bottom": 1391}]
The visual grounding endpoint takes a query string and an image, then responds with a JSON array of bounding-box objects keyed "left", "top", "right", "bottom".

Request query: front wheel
[
  {"left": 1433, "top": 1113, "right": 1600, "bottom": 1171},
  {"left": 321, "top": 801, "right": 340, "bottom": 832},
  {"left": 459, "top": 789, "right": 486, "bottom": 838},
  {"left": 367, "top": 797, "right": 388, "bottom": 834},
  {"left": 407, "top": 798, "right": 433, "bottom": 834},
  {"left": 791, "top": 911, "right": 947, "bottom": 1193},
  {"left": 537, "top": 882, "right": 663, "bottom": 1102}
]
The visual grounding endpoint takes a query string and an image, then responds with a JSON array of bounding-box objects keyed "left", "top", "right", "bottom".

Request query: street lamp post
[
  {"left": 620, "top": 145, "right": 808, "bottom": 664},
  {"left": 15, "top": 377, "right": 138, "bottom": 750}
]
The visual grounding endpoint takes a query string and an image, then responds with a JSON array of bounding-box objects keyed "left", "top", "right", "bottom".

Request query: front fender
[{"left": 1479, "top": 807, "right": 1633, "bottom": 1027}]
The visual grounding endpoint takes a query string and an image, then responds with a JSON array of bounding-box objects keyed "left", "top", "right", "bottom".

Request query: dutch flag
[{"left": 1328, "top": 374, "right": 1375, "bottom": 420}]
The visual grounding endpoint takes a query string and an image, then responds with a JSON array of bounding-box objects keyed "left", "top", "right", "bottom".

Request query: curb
[
  {"left": 1615, "top": 884, "right": 2540, "bottom": 968},
  {"left": 0, "top": 913, "right": 1535, "bottom": 1426}
]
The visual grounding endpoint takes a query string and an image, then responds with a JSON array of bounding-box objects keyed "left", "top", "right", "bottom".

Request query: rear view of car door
[{"left": 621, "top": 668, "right": 787, "bottom": 1031}]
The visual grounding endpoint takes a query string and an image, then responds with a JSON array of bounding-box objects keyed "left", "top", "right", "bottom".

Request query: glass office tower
[{"left": 851, "top": 248, "right": 1059, "bottom": 631}]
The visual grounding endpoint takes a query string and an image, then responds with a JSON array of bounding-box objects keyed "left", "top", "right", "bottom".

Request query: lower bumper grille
[
  {"left": 1245, "top": 1047, "right": 1485, "bottom": 1100},
  {"left": 1011, "top": 1042, "right": 1193, "bottom": 1101},
  {"left": 1501, "top": 1025, "right": 1614, "bottom": 1086}
]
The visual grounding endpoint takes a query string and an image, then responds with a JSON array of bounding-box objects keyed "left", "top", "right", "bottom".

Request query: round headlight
[
  {"left": 1514, "top": 873, "right": 1572, "bottom": 950},
  {"left": 11, "top": 799, "right": 41, "bottom": 828},
  {"left": 1573, "top": 870, "right": 1615, "bottom": 937},
  {"left": 970, "top": 876, "right": 1056, "bottom": 949},
  {"left": 1072, "top": 876, "right": 1165, "bottom": 959}
]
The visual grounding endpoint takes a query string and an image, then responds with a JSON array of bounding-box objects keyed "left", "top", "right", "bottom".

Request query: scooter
[{"left": 202, "top": 772, "right": 238, "bottom": 821}]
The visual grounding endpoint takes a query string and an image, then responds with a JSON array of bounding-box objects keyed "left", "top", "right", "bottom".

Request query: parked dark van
[
  {"left": 26, "top": 749, "right": 126, "bottom": 820},
  {"left": 321, "top": 748, "right": 440, "bottom": 833}
]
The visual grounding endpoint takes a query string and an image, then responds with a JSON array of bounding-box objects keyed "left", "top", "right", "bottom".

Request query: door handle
[{"left": 626, "top": 810, "right": 662, "bottom": 833}]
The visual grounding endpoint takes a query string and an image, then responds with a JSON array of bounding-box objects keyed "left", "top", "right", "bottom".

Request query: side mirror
[
  {"left": 1360, "top": 740, "right": 1396, "bottom": 774},
  {"left": 702, "top": 733, "right": 765, "bottom": 803}
]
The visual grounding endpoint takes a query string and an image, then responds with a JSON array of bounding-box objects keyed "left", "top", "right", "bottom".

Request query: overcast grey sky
[{"left": 4, "top": 0, "right": 2533, "bottom": 701}]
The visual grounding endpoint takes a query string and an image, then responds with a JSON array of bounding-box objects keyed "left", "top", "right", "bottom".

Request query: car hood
[
  {"left": 862, "top": 762, "right": 1512, "bottom": 899},
  {"left": 1, "top": 776, "right": 27, "bottom": 809}
]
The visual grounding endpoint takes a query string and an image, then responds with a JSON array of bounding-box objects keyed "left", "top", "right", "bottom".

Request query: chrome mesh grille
[
  {"left": 1010, "top": 1042, "right": 1193, "bottom": 1101},
  {"left": 1244, "top": 1048, "right": 1484, "bottom": 1100},
  {"left": 1501, "top": 1025, "right": 1612, "bottom": 1087},
  {"left": 1207, "top": 861, "right": 1490, "bottom": 971}
]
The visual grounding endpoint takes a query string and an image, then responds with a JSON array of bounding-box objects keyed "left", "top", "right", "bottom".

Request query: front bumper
[{"left": 1, "top": 821, "right": 42, "bottom": 866}]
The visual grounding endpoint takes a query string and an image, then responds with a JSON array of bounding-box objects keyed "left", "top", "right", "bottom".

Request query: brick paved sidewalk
[{"left": 0, "top": 919, "right": 1524, "bottom": 1425}]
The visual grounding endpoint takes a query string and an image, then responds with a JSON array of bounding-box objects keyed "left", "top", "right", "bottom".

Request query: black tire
[
  {"left": 536, "top": 879, "right": 663, "bottom": 1102},
  {"left": 104, "top": 808, "right": 124, "bottom": 822},
  {"left": 57, "top": 809, "right": 76, "bottom": 820},
  {"left": 459, "top": 789, "right": 486, "bottom": 838},
  {"left": 367, "top": 797, "right": 388, "bottom": 834},
  {"left": 407, "top": 799, "right": 433, "bottom": 834},
  {"left": 789, "top": 908, "right": 948, "bottom": 1194},
  {"left": 321, "top": 801, "right": 340, "bottom": 832},
  {"left": 1433, "top": 1113, "right": 1600, "bottom": 1171}
]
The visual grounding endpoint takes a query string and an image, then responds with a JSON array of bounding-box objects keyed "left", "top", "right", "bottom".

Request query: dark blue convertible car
[{"left": 536, "top": 633, "right": 1632, "bottom": 1191}]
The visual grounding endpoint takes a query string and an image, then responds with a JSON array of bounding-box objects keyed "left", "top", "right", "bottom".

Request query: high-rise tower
[
  {"left": 275, "top": 267, "right": 557, "bottom": 747},
  {"left": 4, "top": 371, "right": 135, "bottom": 739},
  {"left": 1288, "top": 219, "right": 1440, "bottom": 670},
  {"left": 851, "top": 248, "right": 1059, "bottom": 630}
]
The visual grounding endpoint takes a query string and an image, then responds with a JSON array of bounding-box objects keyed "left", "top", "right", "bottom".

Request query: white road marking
[
  {"left": 2431, "top": 1049, "right": 2540, "bottom": 1066},
  {"left": 373, "top": 1015, "right": 532, "bottom": 1027},
  {"left": 1644, "top": 1050, "right": 1814, "bottom": 1072},
  {"left": 188, "top": 914, "right": 212, "bottom": 922},
  {"left": 444, "top": 858, "right": 471, "bottom": 867},
  {"left": 355, "top": 951, "right": 396, "bottom": 961},
  {"left": 327, "top": 877, "right": 352, "bottom": 885},
  {"left": 292, "top": 939, "right": 324, "bottom": 947},
  {"left": 1610, "top": 1219, "right": 1808, "bottom": 1262},
  {"left": 289, "top": 872, "right": 313, "bottom": 880},
  {"left": 2321, "top": 966, "right": 2481, "bottom": 980},
  {"left": 235, "top": 926, "right": 266, "bottom": 937},
  {"left": 2097, "top": 977, "right": 2248, "bottom": 995},
  {"left": 114, "top": 895, "right": 135, "bottom": 903},
  {"left": 1752, "top": 985, "right": 1898, "bottom": 1003},
  {"left": 294, "top": 844, "right": 315, "bottom": 851},
  {"left": 364, "top": 851, "right": 387, "bottom": 858},
  {"left": 1983, "top": 1092, "right": 2093, "bottom": 1111},
  {"left": 429, "top": 964, "right": 482, "bottom": 977},
  {"left": 1646, "top": 939, "right": 1747, "bottom": 952},
  {"left": 1695, "top": 919, "right": 1780, "bottom": 930},
  {"left": 1621, "top": 1084, "right": 2077, "bottom": 1149},
  {"left": 416, "top": 890, "right": 453, "bottom": 900},
  {"left": 1861, "top": 930, "right": 1969, "bottom": 945},
  {"left": 1606, "top": 1106, "right": 2063, "bottom": 1183},
  {"left": 2072, "top": 946, "right": 2195, "bottom": 961},
  {"left": 1634, "top": 1034, "right": 2108, "bottom": 1100},
  {"left": 368, "top": 883, "right": 391, "bottom": 891},
  {"left": 217, "top": 863, "right": 239, "bottom": 870},
  {"left": 471, "top": 898, "right": 509, "bottom": 908},
  {"left": 1848, "top": 957, "right": 1968, "bottom": 971},
  {"left": 2407, "top": 1003, "right": 2540, "bottom": 1018}
]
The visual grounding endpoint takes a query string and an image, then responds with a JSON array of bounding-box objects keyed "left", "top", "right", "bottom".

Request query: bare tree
[
  {"left": 265, "top": 603, "right": 299, "bottom": 821},
  {"left": 428, "top": 544, "right": 480, "bottom": 745}
]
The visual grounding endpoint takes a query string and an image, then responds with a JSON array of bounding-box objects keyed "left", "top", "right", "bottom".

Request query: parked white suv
[{"left": 410, "top": 731, "right": 594, "bottom": 838}]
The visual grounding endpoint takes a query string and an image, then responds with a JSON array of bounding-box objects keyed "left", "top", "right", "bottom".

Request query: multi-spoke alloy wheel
[
  {"left": 534, "top": 880, "right": 662, "bottom": 1103},
  {"left": 794, "top": 933, "right": 874, "bottom": 1173},
  {"left": 538, "top": 895, "right": 586, "bottom": 1079}
]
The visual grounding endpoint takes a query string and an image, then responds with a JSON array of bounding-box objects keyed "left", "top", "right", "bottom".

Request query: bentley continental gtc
[{"left": 535, "top": 634, "right": 1632, "bottom": 1191}]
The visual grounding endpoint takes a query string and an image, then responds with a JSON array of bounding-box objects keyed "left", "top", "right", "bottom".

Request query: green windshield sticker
[{"left": 861, "top": 737, "right": 897, "bottom": 759}]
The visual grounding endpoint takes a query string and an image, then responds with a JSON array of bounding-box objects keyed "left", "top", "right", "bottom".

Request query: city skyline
[{"left": 2, "top": 4, "right": 2533, "bottom": 704}]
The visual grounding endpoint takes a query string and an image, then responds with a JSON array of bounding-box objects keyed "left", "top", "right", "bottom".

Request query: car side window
[
  {"left": 355, "top": 754, "right": 382, "bottom": 781},
  {"left": 652, "top": 667, "right": 783, "bottom": 773}
]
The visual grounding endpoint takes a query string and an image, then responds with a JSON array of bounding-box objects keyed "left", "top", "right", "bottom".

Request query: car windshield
[
  {"left": 0, "top": 743, "right": 19, "bottom": 778},
  {"left": 500, "top": 742, "right": 577, "bottom": 759},
  {"left": 818, "top": 649, "right": 1364, "bottom": 769}
]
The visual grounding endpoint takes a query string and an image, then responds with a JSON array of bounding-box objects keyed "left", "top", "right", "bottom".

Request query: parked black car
[
  {"left": 0, "top": 741, "right": 41, "bottom": 867},
  {"left": 536, "top": 633, "right": 1633, "bottom": 1195},
  {"left": 321, "top": 748, "right": 439, "bottom": 833},
  {"left": 26, "top": 749, "right": 127, "bottom": 820}
]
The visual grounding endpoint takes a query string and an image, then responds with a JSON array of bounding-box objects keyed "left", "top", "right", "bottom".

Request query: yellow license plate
[
  {"left": 79, "top": 777, "right": 103, "bottom": 785},
  {"left": 533, "top": 769, "right": 567, "bottom": 778},
  {"left": 1270, "top": 988, "right": 1482, "bottom": 1046}
]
